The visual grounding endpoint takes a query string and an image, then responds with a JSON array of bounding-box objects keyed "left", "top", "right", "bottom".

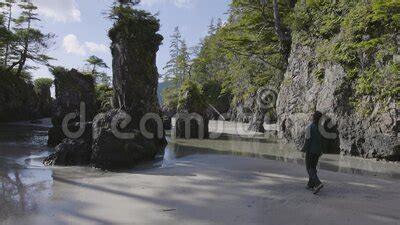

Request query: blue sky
[{"left": 26, "top": 0, "right": 231, "bottom": 80}]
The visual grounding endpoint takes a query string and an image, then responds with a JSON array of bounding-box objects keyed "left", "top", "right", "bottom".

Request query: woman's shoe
[{"left": 313, "top": 183, "right": 324, "bottom": 194}]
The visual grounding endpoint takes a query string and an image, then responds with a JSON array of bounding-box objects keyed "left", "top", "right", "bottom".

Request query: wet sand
[{"left": 1, "top": 120, "right": 400, "bottom": 225}]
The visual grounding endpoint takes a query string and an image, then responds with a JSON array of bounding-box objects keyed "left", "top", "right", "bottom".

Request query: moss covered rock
[
  {"left": 175, "top": 80, "right": 209, "bottom": 139},
  {"left": 91, "top": 7, "right": 166, "bottom": 169},
  {"left": 48, "top": 68, "right": 95, "bottom": 147},
  {"left": 277, "top": 0, "right": 399, "bottom": 160}
]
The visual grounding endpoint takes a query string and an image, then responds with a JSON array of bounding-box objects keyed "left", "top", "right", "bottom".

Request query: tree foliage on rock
[
  {"left": 0, "top": 1, "right": 54, "bottom": 76},
  {"left": 85, "top": 55, "right": 111, "bottom": 87},
  {"left": 186, "top": 0, "right": 295, "bottom": 114},
  {"left": 291, "top": 0, "right": 399, "bottom": 114}
]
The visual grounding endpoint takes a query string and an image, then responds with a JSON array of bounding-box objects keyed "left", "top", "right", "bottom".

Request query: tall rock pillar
[{"left": 91, "top": 7, "right": 166, "bottom": 169}]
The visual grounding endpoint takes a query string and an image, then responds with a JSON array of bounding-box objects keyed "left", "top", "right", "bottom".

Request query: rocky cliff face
[
  {"left": 229, "top": 93, "right": 277, "bottom": 132},
  {"left": 90, "top": 8, "right": 166, "bottom": 169},
  {"left": 44, "top": 8, "right": 166, "bottom": 169},
  {"left": 48, "top": 69, "right": 95, "bottom": 147},
  {"left": 277, "top": 44, "right": 399, "bottom": 160},
  {"left": 175, "top": 81, "right": 209, "bottom": 139}
]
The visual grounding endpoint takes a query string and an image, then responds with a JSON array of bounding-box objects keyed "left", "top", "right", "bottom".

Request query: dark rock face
[
  {"left": 248, "top": 88, "right": 278, "bottom": 132},
  {"left": 161, "top": 105, "right": 176, "bottom": 118},
  {"left": 89, "top": 9, "right": 166, "bottom": 169},
  {"left": 176, "top": 114, "right": 209, "bottom": 139},
  {"left": 161, "top": 105, "right": 174, "bottom": 130},
  {"left": 202, "top": 80, "right": 231, "bottom": 120},
  {"left": 277, "top": 44, "right": 398, "bottom": 159},
  {"left": 91, "top": 110, "right": 166, "bottom": 170},
  {"left": 48, "top": 69, "right": 95, "bottom": 147},
  {"left": 43, "top": 139, "right": 91, "bottom": 166},
  {"left": 230, "top": 90, "right": 278, "bottom": 133},
  {"left": 162, "top": 116, "right": 172, "bottom": 130},
  {"left": 175, "top": 81, "right": 209, "bottom": 139},
  {"left": 48, "top": 123, "right": 93, "bottom": 147},
  {"left": 229, "top": 98, "right": 254, "bottom": 123},
  {"left": 248, "top": 109, "right": 266, "bottom": 133}
]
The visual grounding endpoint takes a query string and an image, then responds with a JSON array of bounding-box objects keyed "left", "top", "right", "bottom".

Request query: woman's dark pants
[{"left": 306, "top": 153, "right": 322, "bottom": 188}]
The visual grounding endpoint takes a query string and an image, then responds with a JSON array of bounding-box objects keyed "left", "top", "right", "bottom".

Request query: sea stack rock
[
  {"left": 43, "top": 139, "right": 92, "bottom": 166},
  {"left": 175, "top": 81, "right": 209, "bottom": 139},
  {"left": 47, "top": 68, "right": 95, "bottom": 147},
  {"left": 91, "top": 7, "right": 166, "bottom": 169}
]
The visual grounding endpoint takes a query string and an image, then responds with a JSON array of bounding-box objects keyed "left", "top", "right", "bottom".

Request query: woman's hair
[{"left": 312, "top": 111, "right": 323, "bottom": 123}]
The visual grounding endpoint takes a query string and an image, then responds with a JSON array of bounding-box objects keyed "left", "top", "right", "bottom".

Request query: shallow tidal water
[{"left": 0, "top": 119, "right": 399, "bottom": 222}]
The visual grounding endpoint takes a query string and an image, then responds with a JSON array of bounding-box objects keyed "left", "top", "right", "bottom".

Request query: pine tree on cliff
[
  {"left": 176, "top": 39, "right": 191, "bottom": 83},
  {"left": 216, "top": 18, "right": 223, "bottom": 29},
  {"left": 85, "top": 55, "right": 110, "bottom": 86},
  {"left": 0, "top": 0, "right": 16, "bottom": 67},
  {"left": 7, "top": 1, "right": 54, "bottom": 76},
  {"left": 163, "top": 26, "right": 191, "bottom": 85},
  {"left": 86, "top": 55, "right": 109, "bottom": 75},
  {"left": 208, "top": 18, "right": 216, "bottom": 35},
  {"left": 117, "top": 0, "right": 140, "bottom": 6},
  {"left": 163, "top": 27, "right": 182, "bottom": 81}
]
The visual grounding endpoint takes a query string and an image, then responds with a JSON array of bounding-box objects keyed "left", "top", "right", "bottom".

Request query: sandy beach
[
  {"left": 2, "top": 155, "right": 399, "bottom": 225},
  {"left": 1, "top": 120, "right": 400, "bottom": 225}
]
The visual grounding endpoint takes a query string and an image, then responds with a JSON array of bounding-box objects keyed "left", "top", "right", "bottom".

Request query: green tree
[
  {"left": 176, "top": 39, "right": 190, "bottom": 82},
  {"left": 163, "top": 27, "right": 191, "bottom": 85},
  {"left": 95, "top": 84, "right": 113, "bottom": 113},
  {"left": 216, "top": 18, "right": 223, "bottom": 29},
  {"left": 34, "top": 77, "right": 53, "bottom": 116},
  {"left": 116, "top": 0, "right": 140, "bottom": 6},
  {"left": 96, "top": 72, "right": 112, "bottom": 87},
  {"left": 0, "top": 13, "right": 9, "bottom": 67},
  {"left": 85, "top": 55, "right": 110, "bottom": 86},
  {"left": 0, "top": 0, "right": 16, "bottom": 67},
  {"left": 291, "top": 0, "right": 399, "bottom": 111},
  {"left": 161, "top": 27, "right": 192, "bottom": 109},
  {"left": 208, "top": 18, "right": 216, "bottom": 35},
  {"left": 86, "top": 55, "right": 109, "bottom": 75},
  {"left": 34, "top": 77, "right": 53, "bottom": 94},
  {"left": 163, "top": 26, "right": 182, "bottom": 80},
  {"left": 7, "top": 1, "right": 55, "bottom": 76}
]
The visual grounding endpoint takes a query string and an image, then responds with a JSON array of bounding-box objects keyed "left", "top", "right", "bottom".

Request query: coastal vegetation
[{"left": 161, "top": 0, "right": 399, "bottom": 117}]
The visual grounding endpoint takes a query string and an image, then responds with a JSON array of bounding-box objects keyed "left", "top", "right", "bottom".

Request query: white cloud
[
  {"left": 63, "top": 34, "right": 108, "bottom": 56},
  {"left": 173, "top": 0, "right": 194, "bottom": 8},
  {"left": 141, "top": 0, "right": 196, "bottom": 8},
  {"left": 63, "top": 34, "right": 86, "bottom": 55},
  {"left": 33, "top": 0, "right": 81, "bottom": 22},
  {"left": 84, "top": 42, "right": 109, "bottom": 53}
]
